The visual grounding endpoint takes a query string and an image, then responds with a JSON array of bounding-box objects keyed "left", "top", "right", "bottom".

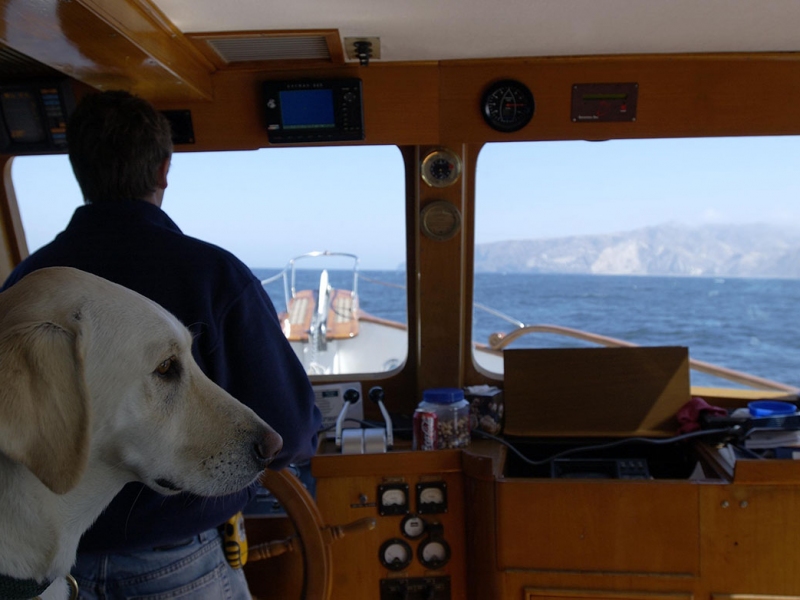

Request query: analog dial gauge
[
  {"left": 417, "top": 481, "right": 447, "bottom": 514},
  {"left": 421, "top": 148, "right": 462, "bottom": 188},
  {"left": 482, "top": 79, "right": 535, "bottom": 132},
  {"left": 379, "top": 538, "right": 412, "bottom": 571},
  {"left": 382, "top": 489, "right": 405, "bottom": 505},
  {"left": 419, "top": 487, "right": 444, "bottom": 505},
  {"left": 418, "top": 538, "right": 451, "bottom": 569},
  {"left": 377, "top": 483, "right": 409, "bottom": 516}
]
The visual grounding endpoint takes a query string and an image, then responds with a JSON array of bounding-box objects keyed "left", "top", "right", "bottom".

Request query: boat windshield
[
  {"left": 11, "top": 146, "right": 408, "bottom": 377},
  {"left": 473, "top": 137, "right": 800, "bottom": 392}
]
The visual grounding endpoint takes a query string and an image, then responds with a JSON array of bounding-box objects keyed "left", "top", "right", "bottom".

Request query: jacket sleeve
[{"left": 203, "top": 277, "right": 321, "bottom": 470}]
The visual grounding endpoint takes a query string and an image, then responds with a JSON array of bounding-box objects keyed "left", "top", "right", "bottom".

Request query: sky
[{"left": 12, "top": 136, "right": 800, "bottom": 270}]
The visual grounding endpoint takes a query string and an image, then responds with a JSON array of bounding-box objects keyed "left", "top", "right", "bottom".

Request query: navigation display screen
[
  {"left": 263, "top": 78, "right": 363, "bottom": 143},
  {"left": 279, "top": 89, "right": 335, "bottom": 129}
]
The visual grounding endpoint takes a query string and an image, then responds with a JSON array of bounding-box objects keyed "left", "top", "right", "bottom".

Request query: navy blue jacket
[{"left": 1, "top": 200, "right": 321, "bottom": 551}]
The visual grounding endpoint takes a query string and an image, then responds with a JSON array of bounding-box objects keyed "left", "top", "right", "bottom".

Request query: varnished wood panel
[
  {"left": 701, "top": 485, "right": 800, "bottom": 595},
  {"left": 711, "top": 594, "right": 800, "bottom": 600},
  {"left": 505, "top": 573, "right": 698, "bottom": 600},
  {"left": 155, "top": 65, "right": 440, "bottom": 151},
  {"left": 464, "top": 463, "right": 502, "bottom": 600},
  {"left": 439, "top": 54, "right": 800, "bottom": 143},
  {"left": 525, "top": 589, "right": 693, "bottom": 600},
  {"left": 415, "top": 144, "right": 470, "bottom": 391},
  {"left": 732, "top": 459, "right": 800, "bottom": 484},
  {"left": 502, "top": 347, "right": 690, "bottom": 437},
  {"left": 0, "top": 0, "right": 213, "bottom": 101},
  {"left": 496, "top": 480, "right": 699, "bottom": 574},
  {"left": 313, "top": 446, "right": 463, "bottom": 478},
  {"left": 312, "top": 450, "right": 468, "bottom": 600}
]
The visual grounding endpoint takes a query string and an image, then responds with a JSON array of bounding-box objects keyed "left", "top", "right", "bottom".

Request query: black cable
[{"left": 471, "top": 427, "right": 736, "bottom": 467}]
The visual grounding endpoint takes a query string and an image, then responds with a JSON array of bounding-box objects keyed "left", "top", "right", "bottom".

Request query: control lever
[
  {"left": 334, "top": 387, "right": 360, "bottom": 450},
  {"left": 334, "top": 386, "right": 393, "bottom": 454},
  {"left": 369, "top": 386, "right": 394, "bottom": 449}
]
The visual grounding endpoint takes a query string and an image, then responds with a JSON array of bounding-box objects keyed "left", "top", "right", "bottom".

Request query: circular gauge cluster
[
  {"left": 376, "top": 481, "right": 453, "bottom": 572},
  {"left": 481, "top": 79, "right": 535, "bottom": 133},
  {"left": 379, "top": 516, "right": 452, "bottom": 571}
]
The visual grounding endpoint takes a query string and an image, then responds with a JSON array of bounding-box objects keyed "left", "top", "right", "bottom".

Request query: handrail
[
  {"left": 488, "top": 323, "right": 800, "bottom": 393},
  {"left": 260, "top": 251, "right": 359, "bottom": 313}
]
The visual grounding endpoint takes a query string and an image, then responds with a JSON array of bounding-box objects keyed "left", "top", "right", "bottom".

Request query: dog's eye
[{"left": 155, "top": 356, "right": 179, "bottom": 378}]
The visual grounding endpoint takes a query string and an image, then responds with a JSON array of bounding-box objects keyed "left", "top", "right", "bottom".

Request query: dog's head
[{"left": 0, "top": 267, "right": 282, "bottom": 496}]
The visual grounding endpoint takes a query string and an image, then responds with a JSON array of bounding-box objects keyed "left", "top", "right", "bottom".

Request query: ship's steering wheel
[{"left": 247, "top": 469, "right": 375, "bottom": 600}]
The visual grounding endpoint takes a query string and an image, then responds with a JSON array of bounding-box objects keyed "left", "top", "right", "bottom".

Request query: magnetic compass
[{"left": 481, "top": 79, "right": 535, "bottom": 133}]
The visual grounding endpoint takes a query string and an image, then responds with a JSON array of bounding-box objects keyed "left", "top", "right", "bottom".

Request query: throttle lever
[{"left": 369, "top": 386, "right": 394, "bottom": 449}]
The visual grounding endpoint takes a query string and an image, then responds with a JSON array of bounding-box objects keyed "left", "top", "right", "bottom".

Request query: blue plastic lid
[
  {"left": 423, "top": 387, "right": 465, "bottom": 404},
  {"left": 748, "top": 400, "right": 797, "bottom": 417}
]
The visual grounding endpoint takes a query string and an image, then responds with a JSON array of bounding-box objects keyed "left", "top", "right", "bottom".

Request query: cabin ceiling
[
  {"left": 0, "top": 0, "right": 799, "bottom": 103},
  {"left": 155, "top": 0, "right": 800, "bottom": 61}
]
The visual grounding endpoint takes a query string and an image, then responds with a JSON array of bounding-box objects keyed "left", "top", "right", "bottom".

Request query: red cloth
[{"left": 677, "top": 397, "right": 727, "bottom": 433}]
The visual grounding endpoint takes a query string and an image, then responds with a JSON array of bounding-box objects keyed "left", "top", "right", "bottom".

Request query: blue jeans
[{"left": 72, "top": 528, "right": 251, "bottom": 599}]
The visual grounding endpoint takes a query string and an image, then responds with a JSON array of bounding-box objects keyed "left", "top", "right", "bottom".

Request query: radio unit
[
  {"left": 0, "top": 80, "right": 75, "bottom": 154},
  {"left": 262, "top": 78, "right": 364, "bottom": 144}
]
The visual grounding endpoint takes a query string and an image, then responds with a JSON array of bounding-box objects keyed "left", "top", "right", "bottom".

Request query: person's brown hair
[{"left": 66, "top": 90, "right": 173, "bottom": 203}]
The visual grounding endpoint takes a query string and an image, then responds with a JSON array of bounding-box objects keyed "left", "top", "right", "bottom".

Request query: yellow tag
[{"left": 223, "top": 512, "right": 248, "bottom": 568}]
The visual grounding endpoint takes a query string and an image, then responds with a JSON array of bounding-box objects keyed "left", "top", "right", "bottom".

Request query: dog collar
[{"left": 0, "top": 573, "right": 50, "bottom": 599}]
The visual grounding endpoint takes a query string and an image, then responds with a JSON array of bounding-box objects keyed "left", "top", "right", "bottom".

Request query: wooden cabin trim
[
  {"left": 0, "top": 157, "right": 27, "bottom": 281},
  {"left": 0, "top": 0, "right": 214, "bottom": 102},
  {"left": 148, "top": 51, "right": 800, "bottom": 151}
]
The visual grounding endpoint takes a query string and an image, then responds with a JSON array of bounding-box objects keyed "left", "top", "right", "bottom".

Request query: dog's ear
[{"left": 0, "top": 320, "right": 90, "bottom": 494}]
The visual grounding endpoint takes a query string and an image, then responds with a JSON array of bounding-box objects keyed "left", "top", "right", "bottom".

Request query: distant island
[{"left": 474, "top": 223, "right": 800, "bottom": 278}]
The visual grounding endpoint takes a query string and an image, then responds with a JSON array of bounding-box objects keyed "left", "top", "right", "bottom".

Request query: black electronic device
[
  {"left": 262, "top": 78, "right": 364, "bottom": 143},
  {"left": 551, "top": 458, "right": 650, "bottom": 479},
  {"left": 0, "top": 80, "right": 75, "bottom": 154},
  {"left": 380, "top": 576, "right": 451, "bottom": 600},
  {"left": 161, "top": 110, "right": 195, "bottom": 145}
]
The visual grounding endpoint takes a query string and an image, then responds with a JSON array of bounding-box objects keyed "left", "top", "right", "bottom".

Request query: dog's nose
[{"left": 253, "top": 431, "right": 283, "bottom": 467}]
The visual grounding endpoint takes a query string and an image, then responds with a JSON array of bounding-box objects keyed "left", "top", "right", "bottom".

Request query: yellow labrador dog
[{"left": 0, "top": 267, "right": 283, "bottom": 599}]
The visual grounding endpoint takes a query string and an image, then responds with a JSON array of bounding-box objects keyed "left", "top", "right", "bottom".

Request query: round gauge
[
  {"left": 481, "top": 79, "right": 535, "bottom": 133},
  {"left": 400, "top": 514, "right": 426, "bottom": 539},
  {"left": 417, "top": 481, "right": 447, "bottom": 514},
  {"left": 379, "top": 538, "right": 413, "bottom": 571},
  {"left": 420, "top": 200, "right": 461, "bottom": 242},
  {"left": 381, "top": 488, "right": 405, "bottom": 506},
  {"left": 418, "top": 538, "right": 451, "bottom": 569},
  {"left": 419, "top": 486, "right": 444, "bottom": 505},
  {"left": 377, "top": 483, "right": 409, "bottom": 516},
  {"left": 421, "top": 148, "right": 462, "bottom": 188}
]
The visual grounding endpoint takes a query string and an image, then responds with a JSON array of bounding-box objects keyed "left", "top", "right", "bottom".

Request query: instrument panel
[{"left": 312, "top": 448, "right": 466, "bottom": 600}]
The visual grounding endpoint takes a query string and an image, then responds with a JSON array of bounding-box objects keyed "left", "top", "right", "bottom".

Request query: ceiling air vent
[{"left": 205, "top": 35, "right": 332, "bottom": 64}]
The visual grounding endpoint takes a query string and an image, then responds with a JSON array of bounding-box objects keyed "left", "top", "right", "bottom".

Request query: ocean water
[{"left": 255, "top": 268, "right": 800, "bottom": 390}]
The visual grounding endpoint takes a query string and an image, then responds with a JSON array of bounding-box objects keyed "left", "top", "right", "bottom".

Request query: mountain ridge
[{"left": 474, "top": 223, "right": 800, "bottom": 277}]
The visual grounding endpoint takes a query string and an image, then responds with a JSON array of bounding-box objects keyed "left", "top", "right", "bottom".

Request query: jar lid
[{"left": 423, "top": 388, "right": 465, "bottom": 404}]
